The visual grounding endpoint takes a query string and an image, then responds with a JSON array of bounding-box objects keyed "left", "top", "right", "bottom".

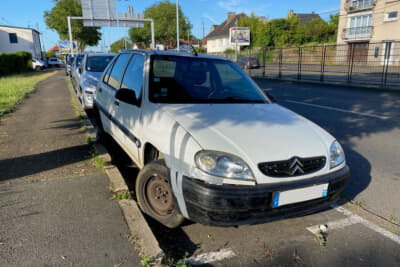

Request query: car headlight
[
  {"left": 330, "top": 141, "right": 345, "bottom": 169},
  {"left": 84, "top": 83, "right": 96, "bottom": 93},
  {"left": 195, "top": 151, "right": 254, "bottom": 180}
]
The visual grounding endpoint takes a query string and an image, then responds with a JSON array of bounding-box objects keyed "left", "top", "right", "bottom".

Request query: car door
[
  {"left": 113, "top": 53, "right": 146, "bottom": 164},
  {"left": 100, "top": 53, "right": 132, "bottom": 147}
]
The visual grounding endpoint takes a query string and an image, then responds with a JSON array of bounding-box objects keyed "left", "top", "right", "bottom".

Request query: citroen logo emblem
[{"left": 289, "top": 158, "right": 304, "bottom": 176}]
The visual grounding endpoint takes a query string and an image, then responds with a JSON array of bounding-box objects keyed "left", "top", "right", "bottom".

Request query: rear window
[{"left": 86, "top": 56, "right": 114, "bottom": 72}]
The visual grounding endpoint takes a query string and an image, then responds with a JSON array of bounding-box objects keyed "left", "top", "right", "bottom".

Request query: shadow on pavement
[{"left": 0, "top": 145, "right": 92, "bottom": 182}]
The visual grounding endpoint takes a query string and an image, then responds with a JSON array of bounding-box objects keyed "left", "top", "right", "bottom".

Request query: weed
[
  {"left": 93, "top": 153, "right": 105, "bottom": 170},
  {"left": 110, "top": 191, "right": 131, "bottom": 201},
  {"left": 388, "top": 215, "right": 396, "bottom": 223},
  {"left": 81, "top": 125, "right": 87, "bottom": 131},
  {"left": 109, "top": 182, "right": 115, "bottom": 191},
  {"left": 353, "top": 200, "right": 365, "bottom": 208},
  {"left": 140, "top": 254, "right": 153, "bottom": 267},
  {"left": 175, "top": 252, "right": 189, "bottom": 267},
  {"left": 86, "top": 135, "right": 93, "bottom": 146},
  {"left": 315, "top": 231, "right": 327, "bottom": 247}
]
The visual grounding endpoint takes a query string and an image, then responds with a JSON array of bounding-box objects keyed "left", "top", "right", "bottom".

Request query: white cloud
[{"left": 202, "top": 13, "right": 219, "bottom": 24}]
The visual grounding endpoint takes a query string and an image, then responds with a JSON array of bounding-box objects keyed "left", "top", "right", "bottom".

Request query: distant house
[
  {"left": 0, "top": 25, "right": 42, "bottom": 59},
  {"left": 205, "top": 12, "right": 247, "bottom": 53},
  {"left": 287, "top": 10, "right": 321, "bottom": 23},
  {"left": 47, "top": 45, "right": 60, "bottom": 55}
]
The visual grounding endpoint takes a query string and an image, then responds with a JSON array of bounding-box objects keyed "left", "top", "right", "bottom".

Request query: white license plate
[{"left": 272, "top": 183, "right": 328, "bottom": 208}]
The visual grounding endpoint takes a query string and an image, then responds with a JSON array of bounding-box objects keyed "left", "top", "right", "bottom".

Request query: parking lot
[{"left": 91, "top": 77, "right": 400, "bottom": 266}]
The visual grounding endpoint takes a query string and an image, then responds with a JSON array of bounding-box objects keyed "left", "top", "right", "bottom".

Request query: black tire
[
  {"left": 93, "top": 107, "right": 106, "bottom": 143},
  {"left": 136, "top": 160, "right": 184, "bottom": 228}
]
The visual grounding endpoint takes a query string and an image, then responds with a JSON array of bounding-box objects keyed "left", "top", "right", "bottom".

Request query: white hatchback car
[{"left": 94, "top": 50, "right": 350, "bottom": 228}]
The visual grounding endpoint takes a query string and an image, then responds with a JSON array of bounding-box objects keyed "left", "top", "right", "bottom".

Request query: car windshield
[
  {"left": 149, "top": 55, "right": 267, "bottom": 104},
  {"left": 86, "top": 56, "right": 114, "bottom": 72}
]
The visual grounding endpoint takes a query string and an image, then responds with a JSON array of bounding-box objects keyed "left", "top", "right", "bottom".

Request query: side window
[
  {"left": 103, "top": 61, "right": 114, "bottom": 84},
  {"left": 120, "top": 55, "right": 145, "bottom": 99},
  {"left": 108, "top": 54, "right": 131, "bottom": 89}
]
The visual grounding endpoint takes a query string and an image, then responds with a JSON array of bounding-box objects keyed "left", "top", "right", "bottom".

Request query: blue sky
[{"left": 0, "top": 0, "right": 340, "bottom": 51}]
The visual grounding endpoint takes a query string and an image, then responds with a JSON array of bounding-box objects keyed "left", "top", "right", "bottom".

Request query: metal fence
[{"left": 209, "top": 41, "right": 400, "bottom": 88}]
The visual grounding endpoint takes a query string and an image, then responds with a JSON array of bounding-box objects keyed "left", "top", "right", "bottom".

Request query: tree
[
  {"left": 111, "top": 38, "right": 133, "bottom": 53},
  {"left": 44, "top": 0, "right": 101, "bottom": 52},
  {"left": 129, "top": 0, "right": 191, "bottom": 47},
  {"left": 329, "top": 13, "right": 339, "bottom": 26},
  {"left": 238, "top": 13, "right": 267, "bottom": 49}
]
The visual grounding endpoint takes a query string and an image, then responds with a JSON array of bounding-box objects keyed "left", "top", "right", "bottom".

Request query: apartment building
[{"left": 337, "top": 0, "right": 400, "bottom": 65}]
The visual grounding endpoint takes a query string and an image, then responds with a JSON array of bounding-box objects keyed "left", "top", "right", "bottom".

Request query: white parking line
[
  {"left": 307, "top": 204, "right": 400, "bottom": 246},
  {"left": 333, "top": 205, "right": 400, "bottom": 245},
  {"left": 285, "top": 100, "right": 389, "bottom": 120},
  {"left": 307, "top": 215, "right": 363, "bottom": 234},
  {"left": 186, "top": 248, "right": 236, "bottom": 265}
]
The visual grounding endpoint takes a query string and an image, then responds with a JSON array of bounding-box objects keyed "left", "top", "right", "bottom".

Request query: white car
[
  {"left": 47, "top": 57, "right": 61, "bottom": 68},
  {"left": 94, "top": 50, "right": 350, "bottom": 228},
  {"left": 32, "top": 58, "right": 46, "bottom": 70}
]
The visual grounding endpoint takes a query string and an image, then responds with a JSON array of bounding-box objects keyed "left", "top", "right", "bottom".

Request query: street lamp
[{"left": 176, "top": 0, "right": 179, "bottom": 51}]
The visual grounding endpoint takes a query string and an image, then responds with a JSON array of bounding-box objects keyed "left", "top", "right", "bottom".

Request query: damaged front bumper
[{"left": 182, "top": 165, "right": 350, "bottom": 226}]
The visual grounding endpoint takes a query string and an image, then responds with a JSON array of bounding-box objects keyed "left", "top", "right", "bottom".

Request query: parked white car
[
  {"left": 32, "top": 58, "right": 46, "bottom": 70},
  {"left": 94, "top": 50, "right": 350, "bottom": 228},
  {"left": 47, "top": 57, "right": 61, "bottom": 67}
]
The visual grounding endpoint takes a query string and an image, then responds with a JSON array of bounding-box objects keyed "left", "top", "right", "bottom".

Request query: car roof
[
  {"left": 86, "top": 53, "right": 116, "bottom": 57},
  {"left": 121, "top": 49, "right": 229, "bottom": 61}
]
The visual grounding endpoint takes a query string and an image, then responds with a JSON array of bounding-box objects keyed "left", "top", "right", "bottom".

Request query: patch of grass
[
  {"left": 109, "top": 182, "right": 115, "bottom": 191},
  {"left": 110, "top": 191, "right": 131, "bottom": 200},
  {"left": 86, "top": 135, "right": 93, "bottom": 146},
  {"left": 93, "top": 152, "right": 105, "bottom": 170},
  {"left": 140, "top": 254, "right": 153, "bottom": 267},
  {"left": 0, "top": 71, "right": 56, "bottom": 116},
  {"left": 175, "top": 252, "right": 189, "bottom": 267},
  {"left": 353, "top": 200, "right": 365, "bottom": 208}
]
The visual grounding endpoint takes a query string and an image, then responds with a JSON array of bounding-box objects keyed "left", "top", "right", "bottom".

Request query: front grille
[{"left": 258, "top": 156, "right": 326, "bottom": 177}]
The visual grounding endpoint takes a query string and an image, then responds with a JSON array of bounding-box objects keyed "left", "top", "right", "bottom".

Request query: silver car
[
  {"left": 77, "top": 53, "right": 115, "bottom": 110},
  {"left": 71, "top": 53, "right": 85, "bottom": 93}
]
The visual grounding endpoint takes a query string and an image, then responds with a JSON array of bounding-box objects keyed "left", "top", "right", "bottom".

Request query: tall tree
[
  {"left": 238, "top": 13, "right": 267, "bottom": 49},
  {"left": 44, "top": 0, "right": 101, "bottom": 52},
  {"left": 129, "top": 0, "right": 192, "bottom": 47},
  {"left": 111, "top": 38, "right": 133, "bottom": 53}
]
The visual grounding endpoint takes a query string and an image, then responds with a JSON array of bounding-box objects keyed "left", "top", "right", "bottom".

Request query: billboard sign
[
  {"left": 59, "top": 40, "right": 77, "bottom": 53},
  {"left": 229, "top": 27, "right": 250, "bottom": 46}
]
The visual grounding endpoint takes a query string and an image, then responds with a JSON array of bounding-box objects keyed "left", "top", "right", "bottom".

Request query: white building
[
  {"left": 205, "top": 12, "right": 246, "bottom": 54},
  {"left": 0, "top": 25, "right": 42, "bottom": 59}
]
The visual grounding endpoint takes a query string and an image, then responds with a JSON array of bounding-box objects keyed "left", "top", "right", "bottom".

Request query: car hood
[{"left": 161, "top": 103, "right": 334, "bottom": 174}]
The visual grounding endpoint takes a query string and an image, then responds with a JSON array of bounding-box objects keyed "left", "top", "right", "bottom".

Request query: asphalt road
[
  {"left": 0, "top": 71, "right": 140, "bottom": 266},
  {"left": 255, "top": 78, "right": 400, "bottom": 222}
]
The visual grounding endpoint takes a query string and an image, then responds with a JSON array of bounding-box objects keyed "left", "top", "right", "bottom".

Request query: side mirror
[
  {"left": 115, "top": 88, "right": 139, "bottom": 106},
  {"left": 265, "top": 92, "right": 277, "bottom": 103}
]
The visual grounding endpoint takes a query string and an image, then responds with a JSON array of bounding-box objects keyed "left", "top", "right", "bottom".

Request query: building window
[
  {"left": 9, "top": 33, "right": 18, "bottom": 43},
  {"left": 384, "top": 11, "right": 398, "bottom": 22}
]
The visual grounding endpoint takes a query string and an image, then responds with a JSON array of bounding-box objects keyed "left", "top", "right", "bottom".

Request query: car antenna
[{"left": 191, "top": 45, "right": 198, "bottom": 56}]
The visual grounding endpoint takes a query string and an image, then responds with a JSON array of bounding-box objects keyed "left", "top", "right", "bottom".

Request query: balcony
[
  {"left": 343, "top": 26, "right": 373, "bottom": 40},
  {"left": 345, "top": 0, "right": 375, "bottom": 13}
]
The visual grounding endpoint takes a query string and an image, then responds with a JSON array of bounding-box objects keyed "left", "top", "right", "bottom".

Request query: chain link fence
[{"left": 209, "top": 41, "right": 400, "bottom": 88}]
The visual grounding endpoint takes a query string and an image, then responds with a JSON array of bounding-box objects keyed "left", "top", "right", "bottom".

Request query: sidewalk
[{"left": 0, "top": 71, "right": 140, "bottom": 266}]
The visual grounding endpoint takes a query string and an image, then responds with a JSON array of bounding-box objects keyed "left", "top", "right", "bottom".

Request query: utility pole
[
  {"left": 202, "top": 21, "right": 205, "bottom": 40},
  {"left": 176, "top": 0, "right": 179, "bottom": 50}
]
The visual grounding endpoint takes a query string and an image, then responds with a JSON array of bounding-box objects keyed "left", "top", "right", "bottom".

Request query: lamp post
[{"left": 176, "top": 0, "right": 179, "bottom": 51}]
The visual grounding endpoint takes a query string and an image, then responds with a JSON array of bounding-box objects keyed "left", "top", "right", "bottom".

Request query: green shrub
[{"left": 0, "top": 51, "right": 32, "bottom": 77}]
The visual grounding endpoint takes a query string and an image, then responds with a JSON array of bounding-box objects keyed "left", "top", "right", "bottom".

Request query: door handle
[{"left": 114, "top": 100, "right": 119, "bottom": 106}]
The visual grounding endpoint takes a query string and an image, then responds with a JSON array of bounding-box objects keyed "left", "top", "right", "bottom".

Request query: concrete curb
[{"left": 66, "top": 78, "right": 165, "bottom": 265}]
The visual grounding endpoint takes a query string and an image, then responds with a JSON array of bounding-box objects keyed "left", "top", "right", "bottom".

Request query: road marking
[
  {"left": 307, "top": 215, "right": 363, "bottom": 234},
  {"left": 186, "top": 248, "right": 236, "bottom": 265},
  {"left": 333, "top": 205, "right": 400, "bottom": 245},
  {"left": 284, "top": 100, "right": 389, "bottom": 120},
  {"left": 307, "top": 204, "right": 400, "bottom": 246}
]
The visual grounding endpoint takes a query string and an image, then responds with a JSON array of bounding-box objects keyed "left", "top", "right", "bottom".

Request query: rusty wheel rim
[{"left": 145, "top": 174, "right": 174, "bottom": 218}]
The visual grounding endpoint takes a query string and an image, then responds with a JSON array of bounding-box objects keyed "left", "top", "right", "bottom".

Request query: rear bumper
[{"left": 182, "top": 165, "right": 350, "bottom": 226}]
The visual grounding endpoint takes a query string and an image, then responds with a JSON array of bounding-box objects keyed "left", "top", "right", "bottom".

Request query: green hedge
[{"left": 0, "top": 51, "right": 33, "bottom": 77}]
